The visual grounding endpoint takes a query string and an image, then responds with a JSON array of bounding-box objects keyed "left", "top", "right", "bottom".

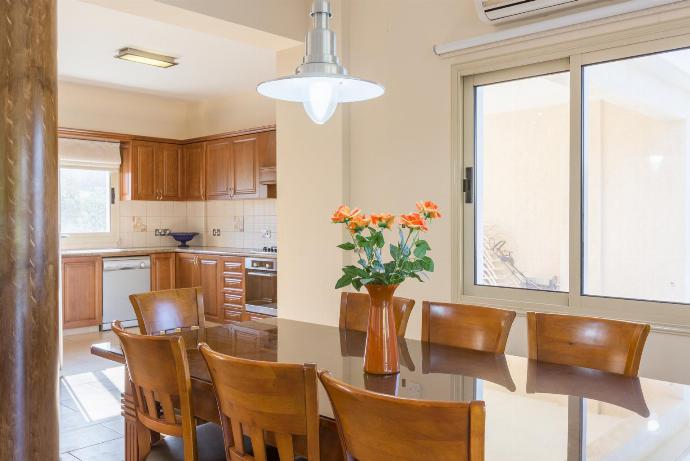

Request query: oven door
[{"left": 245, "top": 269, "right": 278, "bottom": 316}]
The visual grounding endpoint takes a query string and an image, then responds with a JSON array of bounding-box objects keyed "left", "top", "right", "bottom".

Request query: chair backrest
[
  {"left": 130, "top": 287, "right": 205, "bottom": 335},
  {"left": 526, "top": 312, "right": 650, "bottom": 376},
  {"left": 421, "top": 302, "right": 516, "bottom": 353},
  {"left": 199, "top": 343, "right": 320, "bottom": 461},
  {"left": 112, "top": 321, "right": 198, "bottom": 460},
  {"left": 339, "top": 292, "right": 414, "bottom": 336},
  {"left": 319, "top": 371, "right": 485, "bottom": 461}
]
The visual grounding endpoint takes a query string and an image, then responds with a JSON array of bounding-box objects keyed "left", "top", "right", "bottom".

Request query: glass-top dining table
[{"left": 91, "top": 318, "right": 690, "bottom": 461}]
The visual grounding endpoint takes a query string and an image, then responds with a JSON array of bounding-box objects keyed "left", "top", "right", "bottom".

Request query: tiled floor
[{"left": 60, "top": 330, "right": 126, "bottom": 461}]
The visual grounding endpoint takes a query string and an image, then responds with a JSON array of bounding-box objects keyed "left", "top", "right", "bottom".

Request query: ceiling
[{"left": 58, "top": 0, "right": 278, "bottom": 100}]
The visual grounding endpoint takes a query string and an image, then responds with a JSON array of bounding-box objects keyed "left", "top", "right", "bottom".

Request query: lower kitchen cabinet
[
  {"left": 62, "top": 256, "right": 102, "bottom": 329},
  {"left": 199, "top": 255, "right": 222, "bottom": 322},
  {"left": 175, "top": 253, "right": 236, "bottom": 323},
  {"left": 151, "top": 253, "right": 176, "bottom": 291},
  {"left": 175, "top": 253, "right": 200, "bottom": 287}
]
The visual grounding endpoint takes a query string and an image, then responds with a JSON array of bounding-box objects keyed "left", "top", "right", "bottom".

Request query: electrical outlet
[
  {"left": 154, "top": 229, "right": 161, "bottom": 236},
  {"left": 212, "top": 228, "right": 221, "bottom": 237},
  {"left": 262, "top": 229, "right": 271, "bottom": 239},
  {"left": 161, "top": 228, "right": 171, "bottom": 236}
]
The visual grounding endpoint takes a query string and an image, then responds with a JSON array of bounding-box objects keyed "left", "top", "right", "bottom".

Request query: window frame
[
  {"left": 59, "top": 165, "right": 120, "bottom": 249},
  {"left": 455, "top": 35, "right": 690, "bottom": 332}
]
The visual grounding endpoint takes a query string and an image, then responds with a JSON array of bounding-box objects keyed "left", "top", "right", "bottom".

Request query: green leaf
[
  {"left": 415, "top": 240, "right": 431, "bottom": 251},
  {"left": 413, "top": 245, "right": 427, "bottom": 259},
  {"left": 335, "top": 274, "right": 352, "bottom": 289},
  {"left": 390, "top": 244, "right": 401, "bottom": 260},
  {"left": 337, "top": 242, "right": 356, "bottom": 250},
  {"left": 343, "top": 265, "right": 361, "bottom": 277},
  {"left": 360, "top": 278, "right": 375, "bottom": 285},
  {"left": 421, "top": 256, "right": 435, "bottom": 272},
  {"left": 352, "top": 279, "right": 363, "bottom": 291}
]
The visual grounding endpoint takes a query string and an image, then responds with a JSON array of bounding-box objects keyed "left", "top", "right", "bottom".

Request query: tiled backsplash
[
  {"left": 206, "top": 199, "right": 277, "bottom": 248},
  {"left": 119, "top": 201, "right": 205, "bottom": 248},
  {"left": 116, "top": 199, "right": 277, "bottom": 249}
]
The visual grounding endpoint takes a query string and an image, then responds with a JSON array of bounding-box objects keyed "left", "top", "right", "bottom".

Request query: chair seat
[
  {"left": 145, "top": 423, "right": 226, "bottom": 461},
  {"left": 145, "top": 423, "right": 308, "bottom": 461}
]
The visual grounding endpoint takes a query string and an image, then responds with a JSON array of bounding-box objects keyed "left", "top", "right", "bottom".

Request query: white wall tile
[
  {"left": 120, "top": 200, "right": 133, "bottom": 218},
  {"left": 119, "top": 216, "right": 133, "bottom": 233},
  {"left": 146, "top": 201, "right": 161, "bottom": 217},
  {"left": 187, "top": 201, "right": 204, "bottom": 217},
  {"left": 160, "top": 202, "right": 174, "bottom": 216},
  {"left": 131, "top": 201, "right": 147, "bottom": 216},
  {"left": 132, "top": 232, "right": 147, "bottom": 248},
  {"left": 173, "top": 202, "right": 187, "bottom": 217}
]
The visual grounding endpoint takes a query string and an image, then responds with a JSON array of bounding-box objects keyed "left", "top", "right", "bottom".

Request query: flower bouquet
[{"left": 331, "top": 201, "right": 441, "bottom": 374}]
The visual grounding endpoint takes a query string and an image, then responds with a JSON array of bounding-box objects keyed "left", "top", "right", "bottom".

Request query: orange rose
[
  {"left": 400, "top": 212, "right": 428, "bottom": 231},
  {"left": 370, "top": 213, "right": 395, "bottom": 229},
  {"left": 416, "top": 201, "right": 441, "bottom": 219},
  {"left": 347, "top": 215, "right": 371, "bottom": 233},
  {"left": 331, "top": 205, "right": 361, "bottom": 223}
]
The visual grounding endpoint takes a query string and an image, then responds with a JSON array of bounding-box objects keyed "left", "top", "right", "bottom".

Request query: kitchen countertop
[{"left": 61, "top": 246, "right": 277, "bottom": 259}]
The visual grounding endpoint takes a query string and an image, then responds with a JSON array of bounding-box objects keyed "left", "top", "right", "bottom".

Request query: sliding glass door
[{"left": 461, "top": 39, "right": 690, "bottom": 327}]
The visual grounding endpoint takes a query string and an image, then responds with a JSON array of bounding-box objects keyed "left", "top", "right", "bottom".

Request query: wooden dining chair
[
  {"left": 199, "top": 343, "right": 320, "bottom": 461},
  {"left": 339, "top": 292, "right": 415, "bottom": 336},
  {"left": 526, "top": 312, "right": 650, "bottom": 377},
  {"left": 421, "top": 301, "right": 516, "bottom": 353},
  {"left": 130, "top": 287, "right": 205, "bottom": 335},
  {"left": 111, "top": 321, "right": 226, "bottom": 461},
  {"left": 319, "top": 371, "right": 485, "bottom": 461}
]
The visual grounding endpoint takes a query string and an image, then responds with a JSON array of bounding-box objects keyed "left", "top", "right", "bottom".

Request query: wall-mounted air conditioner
[{"left": 477, "top": 0, "right": 625, "bottom": 23}]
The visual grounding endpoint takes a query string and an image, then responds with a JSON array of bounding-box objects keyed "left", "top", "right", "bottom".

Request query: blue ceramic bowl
[{"left": 169, "top": 232, "right": 199, "bottom": 248}]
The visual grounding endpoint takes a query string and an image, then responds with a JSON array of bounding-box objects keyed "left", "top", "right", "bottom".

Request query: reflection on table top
[{"left": 91, "top": 318, "right": 690, "bottom": 461}]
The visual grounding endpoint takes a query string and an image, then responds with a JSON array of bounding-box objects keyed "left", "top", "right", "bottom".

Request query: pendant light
[{"left": 257, "top": 0, "right": 384, "bottom": 125}]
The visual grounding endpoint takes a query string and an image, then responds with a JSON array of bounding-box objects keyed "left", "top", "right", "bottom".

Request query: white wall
[
  {"left": 276, "top": 0, "right": 469, "bottom": 338},
  {"left": 59, "top": 80, "right": 276, "bottom": 139},
  {"left": 58, "top": 81, "right": 191, "bottom": 139}
]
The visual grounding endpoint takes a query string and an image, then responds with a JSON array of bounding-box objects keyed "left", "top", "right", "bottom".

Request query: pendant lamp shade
[{"left": 257, "top": 0, "right": 384, "bottom": 125}]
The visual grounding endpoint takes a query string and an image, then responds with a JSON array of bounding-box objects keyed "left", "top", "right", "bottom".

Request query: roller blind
[{"left": 58, "top": 138, "right": 121, "bottom": 170}]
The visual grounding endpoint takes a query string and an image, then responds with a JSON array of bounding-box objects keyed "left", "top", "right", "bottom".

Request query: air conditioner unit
[{"left": 476, "top": 0, "right": 621, "bottom": 23}]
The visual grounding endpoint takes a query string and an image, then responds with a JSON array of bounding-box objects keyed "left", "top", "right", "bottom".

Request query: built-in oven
[{"left": 244, "top": 257, "right": 277, "bottom": 317}]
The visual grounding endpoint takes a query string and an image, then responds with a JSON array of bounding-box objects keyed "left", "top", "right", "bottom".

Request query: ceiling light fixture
[
  {"left": 257, "top": 0, "right": 384, "bottom": 125},
  {"left": 115, "top": 47, "right": 178, "bottom": 68}
]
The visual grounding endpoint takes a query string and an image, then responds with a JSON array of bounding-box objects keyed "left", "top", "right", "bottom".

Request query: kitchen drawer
[
  {"left": 222, "top": 258, "right": 244, "bottom": 275},
  {"left": 224, "top": 308, "right": 243, "bottom": 322},
  {"left": 223, "top": 276, "right": 244, "bottom": 289},
  {"left": 223, "top": 291, "right": 244, "bottom": 304}
]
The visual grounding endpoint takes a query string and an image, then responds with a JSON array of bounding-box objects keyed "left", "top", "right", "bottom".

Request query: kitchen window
[
  {"left": 459, "top": 38, "right": 690, "bottom": 329},
  {"left": 59, "top": 138, "right": 121, "bottom": 248}
]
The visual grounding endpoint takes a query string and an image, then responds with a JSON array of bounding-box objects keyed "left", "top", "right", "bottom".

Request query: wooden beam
[{"left": 0, "top": 1, "right": 60, "bottom": 459}]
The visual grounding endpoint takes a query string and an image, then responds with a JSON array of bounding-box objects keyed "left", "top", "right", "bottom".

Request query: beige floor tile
[
  {"left": 60, "top": 424, "right": 121, "bottom": 453},
  {"left": 69, "top": 436, "right": 125, "bottom": 461}
]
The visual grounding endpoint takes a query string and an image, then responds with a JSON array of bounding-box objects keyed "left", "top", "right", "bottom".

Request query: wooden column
[{"left": 0, "top": 1, "right": 59, "bottom": 460}]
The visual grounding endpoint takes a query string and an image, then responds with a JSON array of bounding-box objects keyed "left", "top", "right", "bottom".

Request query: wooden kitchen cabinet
[
  {"left": 175, "top": 253, "right": 200, "bottom": 288},
  {"left": 151, "top": 253, "right": 176, "bottom": 291},
  {"left": 230, "top": 134, "right": 260, "bottom": 198},
  {"left": 174, "top": 253, "right": 226, "bottom": 322},
  {"left": 199, "top": 255, "right": 222, "bottom": 322},
  {"left": 182, "top": 142, "right": 205, "bottom": 200},
  {"left": 62, "top": 256, "right": 102, "bottom": 329},
  {"left": 205, "top": 138, "right": 234, "bottom": 199},
  {"left": 121, "top": 140, "right": 181, "bottom": 201},
  {"left": 157, "top": 142, "right": 182, "bottom": 200}
]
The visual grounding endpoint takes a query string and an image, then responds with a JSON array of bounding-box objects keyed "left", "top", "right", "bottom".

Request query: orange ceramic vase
[{"left": 363, "top": 284, "right": 400, "bottom": 375}]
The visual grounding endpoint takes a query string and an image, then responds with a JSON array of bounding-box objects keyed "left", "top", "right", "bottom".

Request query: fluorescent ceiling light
[
  {"left": 257, "top": 0, "right": 384, "bottom": 125},
  {"left": 115, "top": 47, "right": 177, "bottom": 68}
]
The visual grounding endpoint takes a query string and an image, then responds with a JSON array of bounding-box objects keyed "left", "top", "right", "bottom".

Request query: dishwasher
[{"left": 102, "top": 256, "right": 151, "bottom": 330}]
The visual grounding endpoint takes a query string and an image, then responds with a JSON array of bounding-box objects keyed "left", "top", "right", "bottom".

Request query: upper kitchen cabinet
[
  {"left": 205, "top": 138, "right": 234, "bottom": 200},
  {"left": 204, "top": 130, "right": 275, "bottom": 200},
  {"left": 230, "top": 133, "right": 260, "bottom": 198},
  {"left": 121, "top": 140, "right": 182, "bottom": 201},
  {"left": 182, "top": 142, "right": 206, "bottom": 200}
]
